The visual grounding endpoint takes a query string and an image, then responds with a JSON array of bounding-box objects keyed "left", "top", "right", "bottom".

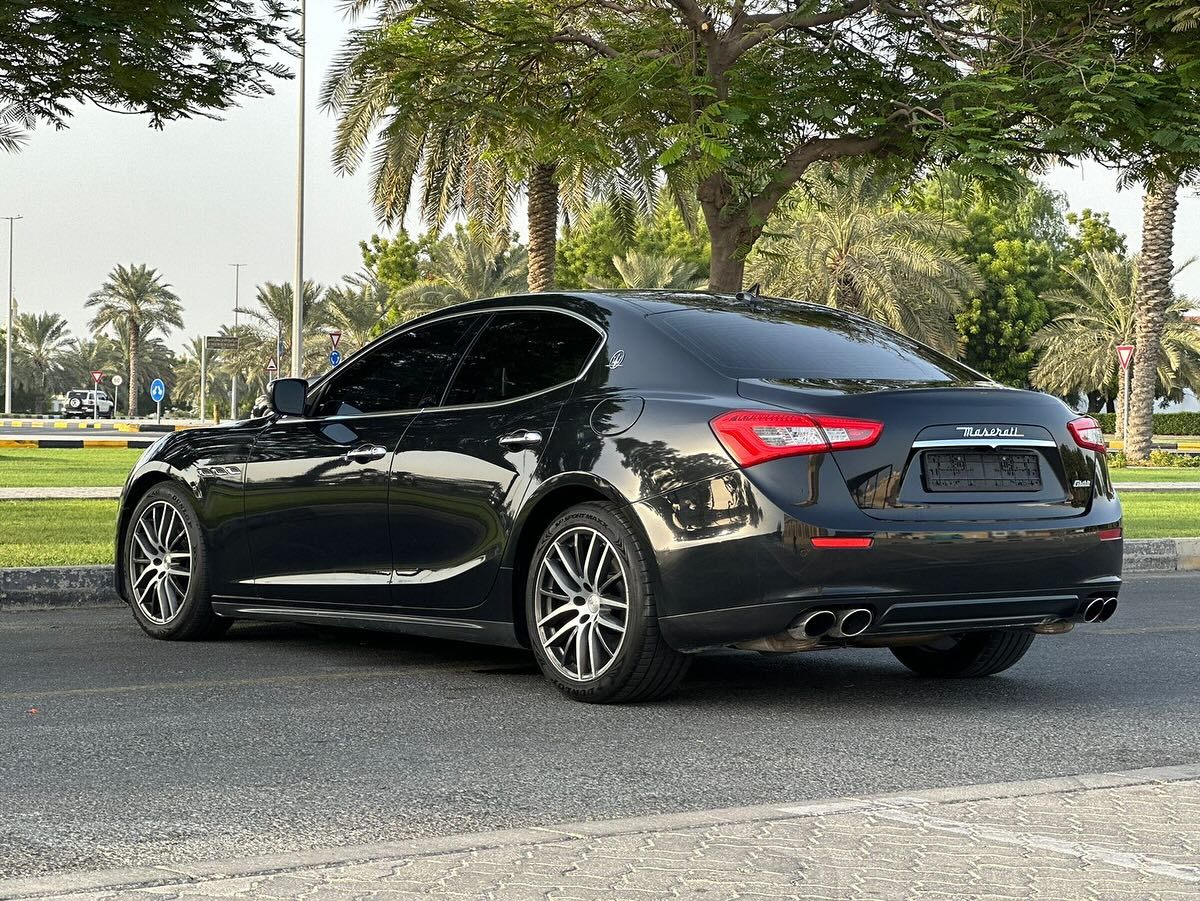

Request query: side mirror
[{"left": 269, "top": 378, "right": 308, "bottom": 417}]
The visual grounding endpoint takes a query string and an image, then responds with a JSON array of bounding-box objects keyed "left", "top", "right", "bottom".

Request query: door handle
[
  {"left": 498, "top": 429, "right": 543, "bottom": 449},
  {"left": 345, "top": 444, "right": 387, "bottom": 462}
]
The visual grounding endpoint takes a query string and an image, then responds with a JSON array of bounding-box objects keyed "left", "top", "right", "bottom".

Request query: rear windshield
[{"left": 650, "top": 304, "right": 981, "bottom": 382}]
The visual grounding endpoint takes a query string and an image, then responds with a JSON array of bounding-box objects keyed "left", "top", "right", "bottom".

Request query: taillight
[
  {"left": 1068, "top": 416, "right": 1106, "bottom": 453},
  {"left": 710, "top": 410, "right": 883, "bottom": 467},
  {"left": 812, "top": 537, "right": 873, "bottom": 549}
]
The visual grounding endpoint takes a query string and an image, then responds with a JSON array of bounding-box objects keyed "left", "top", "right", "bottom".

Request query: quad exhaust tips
[{"left": 1082, "top": 597, "right": 1119, "bottom": 623}]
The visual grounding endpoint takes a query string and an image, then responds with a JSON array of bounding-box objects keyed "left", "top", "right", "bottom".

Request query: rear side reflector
[
  {"left": 1068, "top": 416, "right": 1106, "bottom": 453},
  {"left": 811, "top": 537, "right": 874, "bottom": 549},
  {"left": 711, "top": 410, "right": 883, "bottom": 466},
  {"left": 1099, "top": 528, "right": 1122, "bottom": 541}
]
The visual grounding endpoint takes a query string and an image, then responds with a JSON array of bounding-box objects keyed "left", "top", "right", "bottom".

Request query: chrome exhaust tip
[
  {"left": 789, "top": 609, "right": 837, "bottom": 640},
  {"left": 831, "top": 608, "right": 873, "bottom": 638},
  {"left": 1097, "top": 597, "right": 1118, "bottom": 622},
  {"left": 1082, "top": 598, "right": 1105, "bottom": 623}
]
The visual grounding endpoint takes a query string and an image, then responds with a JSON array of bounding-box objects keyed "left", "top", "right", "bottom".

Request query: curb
[
  {"left": 0, "top": 566, "right": 118, "bottom": 609},
  {"left": 1, "top": 762, "right": 1198, "bottom": 900},
  {"left": 1, "top": 541, "right": 1196, "bottom": 609},
  {"left": 0, "top": 419, "right": 193, "bottom": 432},
  {"left": 1113, "top": 482, "right": 1200, "bottom": 492},
  {"left": 0, "top": 437, "right": 158, "bottom": 449}
]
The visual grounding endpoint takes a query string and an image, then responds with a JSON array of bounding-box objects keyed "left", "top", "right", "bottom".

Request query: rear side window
[
  {"left": 314, "top": 316, "right": 475, "bottom": 416},
  {"left": 444, "top": 311, "right": 601, "bottom": 406},
  {"left": 652, "top": 305, "right": 980, "bottom": 381}
]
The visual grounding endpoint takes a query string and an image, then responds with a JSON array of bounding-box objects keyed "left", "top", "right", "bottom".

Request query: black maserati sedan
[{"left": 115, "top": 291, "right": 1122, "bottom": 702}]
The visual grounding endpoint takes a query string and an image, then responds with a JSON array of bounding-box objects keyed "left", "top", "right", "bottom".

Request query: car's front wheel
[
  {"left": 526, "top": 502, "right": 689, "bottom": 703},
  {"left": 890, "top": 630, "right": 1035, "bottom": 678},
  {"left": 123, "top": 483, "right": 229, "bottom": 640}
]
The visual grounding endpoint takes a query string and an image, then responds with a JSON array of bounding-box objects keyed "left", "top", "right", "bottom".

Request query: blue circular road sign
[
  {"left": 330, "top": 350, "right": 342, "bottom": 367},
  {"left": 149, "top": 378, "right": 166, "bottom": 403}
]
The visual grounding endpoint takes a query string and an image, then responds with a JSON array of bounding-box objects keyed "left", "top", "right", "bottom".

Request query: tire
[
  {"left": 526, "top": 502, "right": 689, "bottom": 703},
  {"left": 890, "top": 630, "right": 1035, "bottom": 678},
  {"left": 123, "top": 482, "right": 230, "bottom": 640}
]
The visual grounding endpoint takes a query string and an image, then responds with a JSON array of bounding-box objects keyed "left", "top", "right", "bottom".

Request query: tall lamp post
[
  {"left": 229, "top": 263, "right": 246, "bottom": 417},
  {"left": 291, "top": 0, "right": 306, "bottom": 378},
  {"left": 3, "top": 215, "right": 22, "bottom": 416}
]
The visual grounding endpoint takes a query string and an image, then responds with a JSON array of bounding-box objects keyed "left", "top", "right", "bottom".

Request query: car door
[
  {"left": 390, "top": 308, "right": 605, "bottom": 612},
  {"left": 242, "top": 315, "right": 479, "bottom": 607}
]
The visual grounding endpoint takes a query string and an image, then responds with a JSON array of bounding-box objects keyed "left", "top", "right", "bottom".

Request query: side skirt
[{"left": 210, "top": 600, "right": 525, "bottom": 648}]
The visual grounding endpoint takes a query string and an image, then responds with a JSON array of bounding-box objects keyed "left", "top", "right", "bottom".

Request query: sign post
[
  {"left": 150, "top": 378, "right": 166, "bottom": 424},
  {"left": 201, "top": 336, "right": 238, "bottom": 422},
  {"left": 1117, "top": 344, "right": 1134, "bottom": 440},
  {"left": 90, "top": 370, "right": 103, "bottom": 422},
  {"left": 328, "top": 330, "right": 342, "bottom": 368},
  {"left": 111, "top": 374, "right": 123, "bottom": 417}
]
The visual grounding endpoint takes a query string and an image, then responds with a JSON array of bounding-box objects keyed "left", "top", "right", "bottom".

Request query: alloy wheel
[
  {"left": 534, "top": 526, "right": 629, "bottom": 682},
  {"left": 129, "top": 500, "right": 193, "bottom": 624}
]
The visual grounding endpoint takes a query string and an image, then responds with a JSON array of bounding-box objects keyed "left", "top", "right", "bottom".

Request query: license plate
[{"left": 922, "top": 451, "right": 1042, "bottom": 492}]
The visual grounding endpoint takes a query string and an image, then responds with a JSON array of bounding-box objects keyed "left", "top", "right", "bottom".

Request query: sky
[{"left": 2, "top": 4, "right": 1198, "bottom": 366}]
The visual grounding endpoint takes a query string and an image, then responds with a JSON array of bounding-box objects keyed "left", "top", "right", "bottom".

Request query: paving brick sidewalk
[{"left": 3, "top": 765, "right": 1198, "bottom": 900}]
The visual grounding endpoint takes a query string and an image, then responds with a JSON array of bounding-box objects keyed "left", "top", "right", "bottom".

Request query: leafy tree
[
  {"left": 360, "top": 233, "right": 421, "bottom": 297},
  {"left": 557, "top": 203, "right": 709, "bottom": 290},
  {"left": 748, "top": 166, "right": 981, "bottom": 354},
  {"left": 0, "top": 1, "right": 295, "bottom": 146},
  {"left": 13, "top": 311, "right": 72, "bottom": 410},
  {"left": 1063, "top": 210, "right": 1127, "bottom": 266},
  {"left": 1032, "top": 252, "right": 1200, "bottom": 423},
  {"left": 526, "top": 2, "right": 1197, "bottom": 292},
  {"left": 58, "top": 338, "right": 120, "bottom": 393},
  {"left": 85, "top": 264, "right": 184, "bottom": 415}
]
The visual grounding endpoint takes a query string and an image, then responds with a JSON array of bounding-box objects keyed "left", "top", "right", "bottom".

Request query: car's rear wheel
[
  {"left": 124, "top": 483, "right": 229, "bottom": 640},
  {"left": 890, "top": 630, "right": 1035, "bottom": 678},
  {"left": 526, "top": 502, "right": 689, "bottom": 703}
]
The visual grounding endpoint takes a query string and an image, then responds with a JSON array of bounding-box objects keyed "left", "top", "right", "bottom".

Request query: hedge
[{"left": 1094, "top": 412, "right": 1200, "bottom": 435}]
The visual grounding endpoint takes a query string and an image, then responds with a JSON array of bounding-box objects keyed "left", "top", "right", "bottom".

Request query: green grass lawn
[
  {"left": 2, "top": 490, "right": 1197, "bottom": 568},
  {"left": 0, "top": 448, "right": 143, "bottom": 487},
  {"left": 0, "top": 500, "right": 119, "bottom": 567},
  {"left": 1109, "top": 467, "right": 1200, "bottom": 483}
]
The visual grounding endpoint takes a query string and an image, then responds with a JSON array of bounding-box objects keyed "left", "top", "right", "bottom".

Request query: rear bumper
[{"left": 634, "top": 470, "right": 1123, "bottom": 651}]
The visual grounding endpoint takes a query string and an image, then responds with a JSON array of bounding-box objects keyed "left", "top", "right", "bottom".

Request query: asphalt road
[{"left": 2, "top": 574, "right": 1198, "bottom": 879}]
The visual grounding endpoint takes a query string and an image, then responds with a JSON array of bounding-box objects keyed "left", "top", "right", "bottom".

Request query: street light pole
[
  {"left": 3, "top": 215, "right": 22, "bottom": 416},
  {"left": 230, "top": 263, "right": 246, "bottom": 417},
  {"left": 291, "top": 0, "right": 306, "bottom": 379}
]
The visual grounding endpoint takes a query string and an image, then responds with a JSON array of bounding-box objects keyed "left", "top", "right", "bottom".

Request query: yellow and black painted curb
[
  {"left": 0, "top": 419, "right": 191, "bottom": 432},
  {"left": 0, "top": 437, "right": 158, "bottom": 449}
]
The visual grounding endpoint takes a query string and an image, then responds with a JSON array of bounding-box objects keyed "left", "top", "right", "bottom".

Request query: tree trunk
[
  {"left": 128, "top": 319, "right": 140, "bottom": 417},
  {"left": 1126, "top": 175, "right": 1179, "bottom": 462},
  {"left": 526, "top": 162, "right": 559, "bottom": 293},
  {"left": 699, "top": 173, "right": 763, "bottom": 293}
]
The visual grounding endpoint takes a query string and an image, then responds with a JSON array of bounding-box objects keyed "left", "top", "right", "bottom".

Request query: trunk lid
[{"left": 737, "top": 378, "right": 1096, "bottom": 521}]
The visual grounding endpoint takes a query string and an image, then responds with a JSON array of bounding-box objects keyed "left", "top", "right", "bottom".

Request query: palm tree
[
  {"left": 324, "top": 274, "right": 391, "bottom": 355},
  {"left": 58, "top": 338, "right": 122, "bottom": 392},
  {"left": 85, "top": 264, "right": 184, "bottom": 415},
  {"left": 590, "top": 252, "right": 705, "bottom": 290},
  {"left": 174, "top": 336, "right": 231, "bottom": 418},
  {"left": 323, "top": 11, "right": 664, "bottom": 292},
  {"left": 389, "top": 230, "right": 527, "bottom": 324},
  {"left": 14, "top": 311, "right": 72, "bottom": 410},
  {"left": 747, "top": 166, "right": 982, "bottom": 354},
  {"left": 1032, "top": 251, "right": 1200, "bottom": 429},
  {"left": 236, "top": 281, "right": 329, "bottom": 375},
  {"left": 1126, "top": 175, "right": 1181, "bottom": 461}
]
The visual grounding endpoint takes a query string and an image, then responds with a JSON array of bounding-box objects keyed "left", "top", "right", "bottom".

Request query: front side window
[
  {"left": 444, "top": 311, "right": 602, "bottom": 406},
  {"left": 314, "top": 316, "right": 475, "bottom": 417}
]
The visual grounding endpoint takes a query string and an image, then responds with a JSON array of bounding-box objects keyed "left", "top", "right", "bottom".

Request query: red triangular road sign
[
  {"left": 329, "top": 330, "right": 342, "bottom": 350},
  {"left": 1117, "top": 344, "right": 1135, "bottom": 371},
  {"left": 266, "top": 357, "right": 278, "bottom": 373},
  {"left": 90, "top": 370, "right": 104, "bottom": 384}
]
